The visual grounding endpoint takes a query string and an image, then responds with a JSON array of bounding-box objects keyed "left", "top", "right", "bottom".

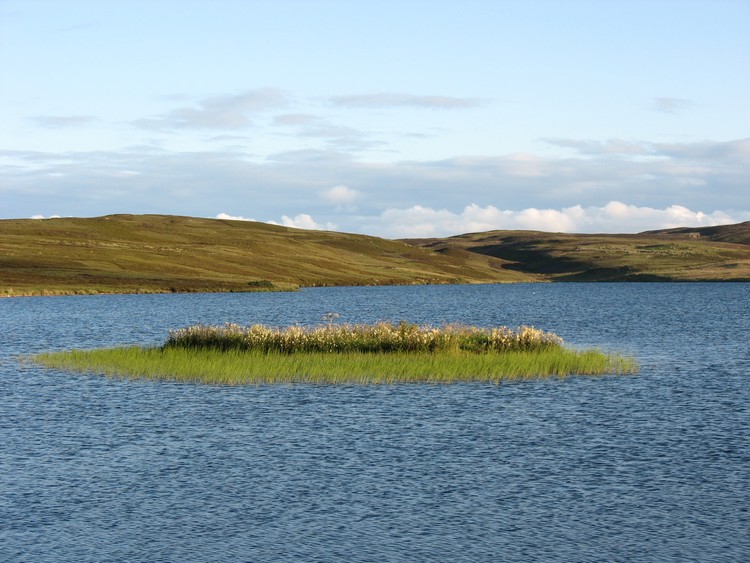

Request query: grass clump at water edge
[{"left": 31, "top": 322, "right": 637, "bottom": 384}]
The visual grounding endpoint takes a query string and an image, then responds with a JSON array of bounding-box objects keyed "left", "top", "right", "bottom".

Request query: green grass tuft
[
  {"left": 31, "top": 344, "right": 637, "bottom": 386},
  {"left": 29, "top": 322, "right": 637, "bottom": 384}
]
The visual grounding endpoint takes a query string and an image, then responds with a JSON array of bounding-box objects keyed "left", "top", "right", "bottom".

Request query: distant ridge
[
  {"left": 403, "top": 220, "right": 750, "bottom": 282},
  {"left": 641, "top": 221, "right": 750, "bottom": 246},
  {"left": 2, "top": 214, "right": 749, "bottom": 296}
]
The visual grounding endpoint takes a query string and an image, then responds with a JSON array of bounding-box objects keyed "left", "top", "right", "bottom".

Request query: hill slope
[
  {"left": 0, "top": 214, "right": 520, "bottom": 296},
  {"left": 404, "top": 222, "right": 750, "bottom": 282},
  {"left": 643, "top": 221, "right": 750, "bottom": 246},
  {"left": 3, "top": 215, "right": 749, "bottom": 296}
]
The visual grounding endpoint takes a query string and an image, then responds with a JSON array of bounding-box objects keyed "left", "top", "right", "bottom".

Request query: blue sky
[{"left": 1, "top": 0, "right": 748, "bottom": 237}]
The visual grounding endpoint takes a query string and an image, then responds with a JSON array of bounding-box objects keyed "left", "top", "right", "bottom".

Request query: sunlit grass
[
  {"left": 31, "top": 345, "right": 637, "bottom": 385},
  {"left": 29, "top": 322, "right": 638, "bottom": 384},
  {"left": 0, "top": 214, "right": 523, "bottom": 297}
]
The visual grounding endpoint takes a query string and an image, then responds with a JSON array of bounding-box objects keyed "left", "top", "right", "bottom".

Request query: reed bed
[
  {"left": 30, "top": 321, "right": 637, "bottom": 384},
  {"left": 164, "top": 321, "right": 565, "bottom": 354}
]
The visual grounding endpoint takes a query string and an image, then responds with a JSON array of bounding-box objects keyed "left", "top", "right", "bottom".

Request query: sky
[{"left": 1, "top": 0, "right": 748, "bottom": 238}]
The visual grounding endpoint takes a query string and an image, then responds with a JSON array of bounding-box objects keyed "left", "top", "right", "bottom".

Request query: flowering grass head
[{"left": 164, "top": 321, "right": 564, "bottom": 354}]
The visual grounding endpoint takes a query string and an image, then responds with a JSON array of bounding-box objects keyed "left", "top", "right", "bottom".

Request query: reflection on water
[{"left": 1, "top": 283, "right": 749, "bottom": 561}]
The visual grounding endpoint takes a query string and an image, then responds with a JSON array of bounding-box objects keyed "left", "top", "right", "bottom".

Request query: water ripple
[{"left": 1, "top": 284, "right": 749, "bottom": 561}]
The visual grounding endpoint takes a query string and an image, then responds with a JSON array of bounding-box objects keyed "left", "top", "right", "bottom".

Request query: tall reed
[{"left": 164, "top": 321, "right": 564, "bottom": 354}]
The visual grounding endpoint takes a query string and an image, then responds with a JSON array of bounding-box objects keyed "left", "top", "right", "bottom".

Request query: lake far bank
[{"left": 2, "top": 215, "right": 749, "bottom": 297}]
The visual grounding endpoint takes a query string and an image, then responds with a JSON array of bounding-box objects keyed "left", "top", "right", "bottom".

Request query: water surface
[{"left": 1, "top": 284, "right": 748, "bottom": 561}]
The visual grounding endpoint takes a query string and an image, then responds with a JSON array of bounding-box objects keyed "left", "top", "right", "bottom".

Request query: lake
[{"left": 1, "top": 283, "right": 748, "bottom": 561}]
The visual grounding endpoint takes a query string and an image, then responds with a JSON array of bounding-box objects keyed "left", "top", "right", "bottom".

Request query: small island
[{"left": 32, "top": 321, "right": 637, "bottom": 384}]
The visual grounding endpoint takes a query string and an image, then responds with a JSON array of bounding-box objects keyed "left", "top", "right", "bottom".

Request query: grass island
[{"left": 32, "top": 321, "right": 637, "bottom": 384}]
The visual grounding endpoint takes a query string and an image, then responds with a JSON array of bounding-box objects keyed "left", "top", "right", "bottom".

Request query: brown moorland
[
  {"left": 403, "top": 221, "right": 750, "bottom": 282},
  {"left": 2, "top": 215, "right": 749, "bottom": 297},
  {"left": 0, "top": 214, "right": 519, "bottom": 296}
]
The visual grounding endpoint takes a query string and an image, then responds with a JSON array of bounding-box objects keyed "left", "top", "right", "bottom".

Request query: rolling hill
[
  {"left": 1, "top": 215, "right": 749, "bottom": 297},
  {"left": 0, "top": 214, "right": 517, "bottom": 296},
  {"left": 404, "top": 221, "right": 750, "bottom": 282}
]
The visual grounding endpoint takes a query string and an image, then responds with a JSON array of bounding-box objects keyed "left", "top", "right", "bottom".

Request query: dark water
[{"left": 1, "top": 283, "right": 748, "bottom": 561}]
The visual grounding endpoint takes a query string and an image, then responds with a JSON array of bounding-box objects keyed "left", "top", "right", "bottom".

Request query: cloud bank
[
  {"left": 215, "top": 202, "right": 746, "bottom": 239},
  {"left": 5, "top": 136, "right": 748, "bottom": 239},
  {"left": 365, "top": 201, "right": 745, "bottom": 238}
]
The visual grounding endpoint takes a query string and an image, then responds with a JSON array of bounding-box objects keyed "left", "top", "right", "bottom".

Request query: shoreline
[
  {"left": 0, "top": 280, "right": 516, "bottom": 299},
  {"left": 5, "top": 277, "right": 750, "bottom": 299}
]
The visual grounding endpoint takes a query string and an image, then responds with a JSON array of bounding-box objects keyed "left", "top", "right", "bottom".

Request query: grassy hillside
[
  {"left": 404, "top": 221, "right": 750, "bottom": 282},
  {"left": 3, "top": 215, "right": 748, "bottom": 296},
  {"left": 643, "top": 222, "right": 750, "bottom": 246},
  {"left": 0, "top": 214, "right": 520, "bottom": 296}
]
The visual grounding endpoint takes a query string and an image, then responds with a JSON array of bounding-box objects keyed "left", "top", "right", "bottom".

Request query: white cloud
[
  {"left": 216, "top": 213, "right": 255, "bottom": 222},
  {"left": 31, "top": 214, "right": 61, "bottom": 219},
  {"left": 268, "top": 213, "right": 337, "bottom": 231},
  {"left": 366, "top": 202, "right": 745, "bottom": 238},
  {"left": 218, "top": 212, "right": 337, "bottom": 231},
  {"left": 321, "top": 185, "right": 360, "bottom": 210}
]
